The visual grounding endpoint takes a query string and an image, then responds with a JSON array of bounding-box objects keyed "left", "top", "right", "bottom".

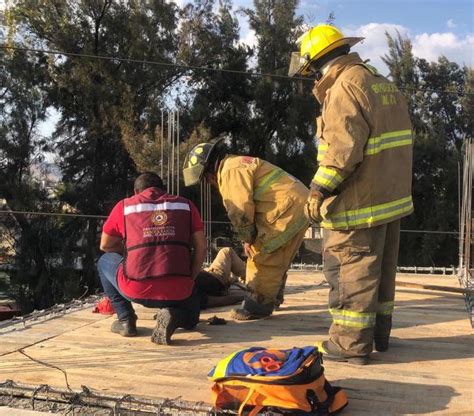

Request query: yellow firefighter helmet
[{"left": 288, "top": 24, "right": 364, "bottom": 77}]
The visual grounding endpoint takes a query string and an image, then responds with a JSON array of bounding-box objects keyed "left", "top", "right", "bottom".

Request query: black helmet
[{"left": 183, "top": 139, "right": 224, "bottom": 186}]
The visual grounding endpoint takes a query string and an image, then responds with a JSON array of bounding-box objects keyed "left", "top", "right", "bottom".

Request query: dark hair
[{"left": 134, "top": 172, "right": 164, "bottom": 193}]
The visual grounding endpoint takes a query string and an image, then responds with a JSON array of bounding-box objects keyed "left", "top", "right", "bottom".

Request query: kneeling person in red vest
[{"left": 97, "top": 172, "right": 207, "bottom": 345}]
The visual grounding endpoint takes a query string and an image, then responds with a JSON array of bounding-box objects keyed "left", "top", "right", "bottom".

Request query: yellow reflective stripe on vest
[
  {"left": 322, "top": 195, "right": 413, "bottom": 229},
  {"left": 329, "top": 308, "right": 376, "bottom": 328},
  {"left": 365, "top": 129, "right": 412, "bottom": 156},
  {"left": 254, "top": 168, "right": 286, "bottom": 200},
  {"left": 316, "top": 129, "right": 411, "bottom": 162},
  {"left": 317, "top": 143, "right": 328, "bottom": 162},
  {"left": 377, "top": 301, "right": 394, "bottom": 316},
  {"left": 313, "top": 166, "right": 344, "bottom": 192},
  {"left": 262, "top": 215, "right": 308, "bottom": 253}
]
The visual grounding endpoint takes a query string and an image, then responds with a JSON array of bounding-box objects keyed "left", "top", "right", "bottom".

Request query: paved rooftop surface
[{"left": 0, "top": 272, "right": 472, "bottom": 415}]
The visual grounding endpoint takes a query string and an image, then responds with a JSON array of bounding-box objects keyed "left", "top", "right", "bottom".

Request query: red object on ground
[{"left": 92, "top": 297, "right": 116, "bottom": 315}]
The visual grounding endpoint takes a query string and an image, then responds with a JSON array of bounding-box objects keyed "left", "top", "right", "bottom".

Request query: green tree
[
  {"left": 13, "top": 0, "right": 183, "bottom": 292},
  {"left": 0, "top": 47, "right": 79, "bottom": 309},
  {"left": 383, "top": 33, "right": 470, "bottom": 266},
  {"left": 242, "top": 0, "right": 317, "bottom": 184},
  {"left": 176, "top": 0, "right": 252, "bottom": 153}
]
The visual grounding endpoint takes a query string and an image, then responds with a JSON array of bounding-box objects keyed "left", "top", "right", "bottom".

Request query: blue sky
[
  {"left": 299, "top": 0, "right": 473, "bottom": 36},
  {"left": 234, "top": 0, "right": 473, "bottom": 73}
]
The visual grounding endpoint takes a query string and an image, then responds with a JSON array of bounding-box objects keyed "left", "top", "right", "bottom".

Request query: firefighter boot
[
  {"left": 230, "top": 297, "right": 273, "bottom": 321},
  {"left": 230, "top": 308, "right": 269, "bottom": 320},
  {"left": 151, "top": 308, "right": 180, "bottom": 345},
  {"left": 374, "top": 314, "right": 392, "bottom": 352},
  {"left": 111, "top": 313, "right": 138, "bottom": 337},
  {"left": 315, "top": 341, "right": 369, "bottom": 366},
  {"left": 274, "top": 273, "right": 287, "bottom": 311}
]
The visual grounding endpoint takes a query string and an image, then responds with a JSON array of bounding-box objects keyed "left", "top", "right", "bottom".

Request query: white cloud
[
  {"left": 342, "top": 23, "right": 473, "bottom": 75},
  {"left": 447, "top": 19, "right": 457, "bottom": 29},
  {"left": 343, "top": 23, "right": 410, "bottom": 75},
  {"left": 413, "top": 32, "right": 474, "bottom": 66}
]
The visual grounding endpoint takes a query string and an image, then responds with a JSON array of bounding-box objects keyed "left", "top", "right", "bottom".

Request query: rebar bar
[
  {"left": 160, "top": 110, "right": 164, "bottom": 179},
  {"left": 176, "top": 111, "right": 180, "bottom": 196},
  {"left": 171, "top": 111, "right": 175, "bottom": 195},
  {"left": 167, "top": 111, "right": 171, "bottom": 192},
  {"left": 458, "top": 138, "right": 473, "bottom": 327},
  {"left": 0, "top": 380, "right": 237, "bottom": 415}
]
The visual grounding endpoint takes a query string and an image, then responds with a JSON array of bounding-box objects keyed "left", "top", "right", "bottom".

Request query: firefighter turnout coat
[
  {"left": 217, "top": 155, "right": 309, "bottom": 254},
  {"left": 312, "top": 52, "right": 413, "bottom": 230}
]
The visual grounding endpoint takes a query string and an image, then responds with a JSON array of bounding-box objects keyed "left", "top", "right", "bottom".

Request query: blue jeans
[{"left": 96, "top": 252, "right": 200, "bottom": 326}]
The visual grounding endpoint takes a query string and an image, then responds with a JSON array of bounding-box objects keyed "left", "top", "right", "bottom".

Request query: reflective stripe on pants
[
  {"left": 323, "top": 219, "right": 400, "bottom": 356},
  {"left": 321, "top": 195, "right": 413, "bottom": 229}
]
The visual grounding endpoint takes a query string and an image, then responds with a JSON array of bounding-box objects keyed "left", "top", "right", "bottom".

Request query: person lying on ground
[{"left": 195, "top": 247, "right": 247, "bottom": 308}]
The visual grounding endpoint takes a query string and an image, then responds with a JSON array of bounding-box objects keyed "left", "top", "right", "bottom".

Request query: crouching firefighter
[
  {"left": 289, "top": 24, "right": 414, "bottom": 364},
  {"left": 183, "top": 140, "right": 309, "bottom": 320},
  {"left": 97, "top": 172, "right": 207, "bottom": 345}
]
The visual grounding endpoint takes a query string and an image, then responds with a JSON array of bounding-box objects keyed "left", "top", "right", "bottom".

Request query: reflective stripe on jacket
[
  {"left": 123, "top": 188, "right": 192, "bottom": 280},
  {"left": 312, "top": 53, "right": 413, "bottom": 230},
  {"left": 217, "top": 155, "right": 309, "bottom": 253}
]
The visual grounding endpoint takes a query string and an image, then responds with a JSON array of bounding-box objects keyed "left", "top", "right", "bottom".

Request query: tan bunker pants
[
  {"left": 243, "top": 227, "right": 307, "bottom": 314},
  {"left": 323, "top": 219, "right": 400, "bottom": 356},
  {"left": 204, "top": 247, "right": 247, "bottom": 287}
]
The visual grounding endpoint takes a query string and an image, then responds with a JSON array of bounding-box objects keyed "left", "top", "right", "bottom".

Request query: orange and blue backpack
[{"left": 208, "top": 346, "right": 348, "bottom": 415}]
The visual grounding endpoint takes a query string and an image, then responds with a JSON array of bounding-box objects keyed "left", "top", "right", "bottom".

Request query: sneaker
[
  {"left": 230, "top": 308, "right": 270, "bottom": 321},
  {"left": 111, "top": 315, "right": 137, "bottom": 337},
  {"left": 151, "top": 308, "right": 179, "bottom": 345},
  {"left": 315, "top": 340, "right": 369, "bottom": 366}
]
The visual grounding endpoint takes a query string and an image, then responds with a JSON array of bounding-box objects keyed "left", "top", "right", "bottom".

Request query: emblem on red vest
[
  {"left": 123, "top": 190, "right": 192, "bottom": 280},
  {"left": 151, "top": 210, "right": 167, "bottom": 226}
]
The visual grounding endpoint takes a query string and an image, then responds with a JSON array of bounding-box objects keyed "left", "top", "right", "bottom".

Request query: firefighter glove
[{"left": 305, "top": 186, "right": 325, "bottom": 224}]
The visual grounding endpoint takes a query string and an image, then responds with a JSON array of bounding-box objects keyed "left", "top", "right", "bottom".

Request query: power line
[
  {"left": 0, "top": 44, "right": 471, "bottom": 97},
  {"left": 0, "top": 209, "right": 460, "bottom": 235},
  {"left": 0, "top": 210, "right": 107, "bottom": 219},
  {"left": 0, "top": 44, "right": 314, "bottom": 82}
]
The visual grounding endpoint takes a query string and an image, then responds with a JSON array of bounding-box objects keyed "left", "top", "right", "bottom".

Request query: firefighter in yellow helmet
[
  {"left": 183, "top": 140, "right": 309, "bottom": 320},
  {"left": 290, "top": 25, "right": 413, "bottom": 365}
]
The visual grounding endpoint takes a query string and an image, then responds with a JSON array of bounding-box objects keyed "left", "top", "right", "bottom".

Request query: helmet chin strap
[
  {"left": 311, "top": 55, "right": 346, "bottom": 82},
  {"left": 308, "top": 44, "right": 351, "bottom": 80}
]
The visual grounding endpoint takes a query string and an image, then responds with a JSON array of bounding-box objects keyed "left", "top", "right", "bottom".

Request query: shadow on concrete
[
  {"left": 369, "top": 335, "right": 474, "bottom": 365},
  {"left": 334, "top": 378, "right": 459, "bottom": 415}
]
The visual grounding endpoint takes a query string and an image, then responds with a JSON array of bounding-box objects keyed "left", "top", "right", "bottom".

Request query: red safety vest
[{"left": 123, "top": 188, "right": 192, "bottom": 280}]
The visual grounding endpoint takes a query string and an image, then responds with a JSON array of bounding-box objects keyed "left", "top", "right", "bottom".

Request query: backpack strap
[
  {"left": 306, "top": 380, "right": 348, "bottom": 415},
  {"left": 306, "top": 389, "right": 330, "bottom": 416},
  {"left": 237, "top": 387, "right": 265, "bottom": 416}
]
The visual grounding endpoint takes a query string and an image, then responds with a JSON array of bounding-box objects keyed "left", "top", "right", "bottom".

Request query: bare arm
[
  {"left": 190, "top": 230, "right": 207, "bottom": 279},
  {"left": 99, "top": 232, "right": 124, "bottom": 254}
]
